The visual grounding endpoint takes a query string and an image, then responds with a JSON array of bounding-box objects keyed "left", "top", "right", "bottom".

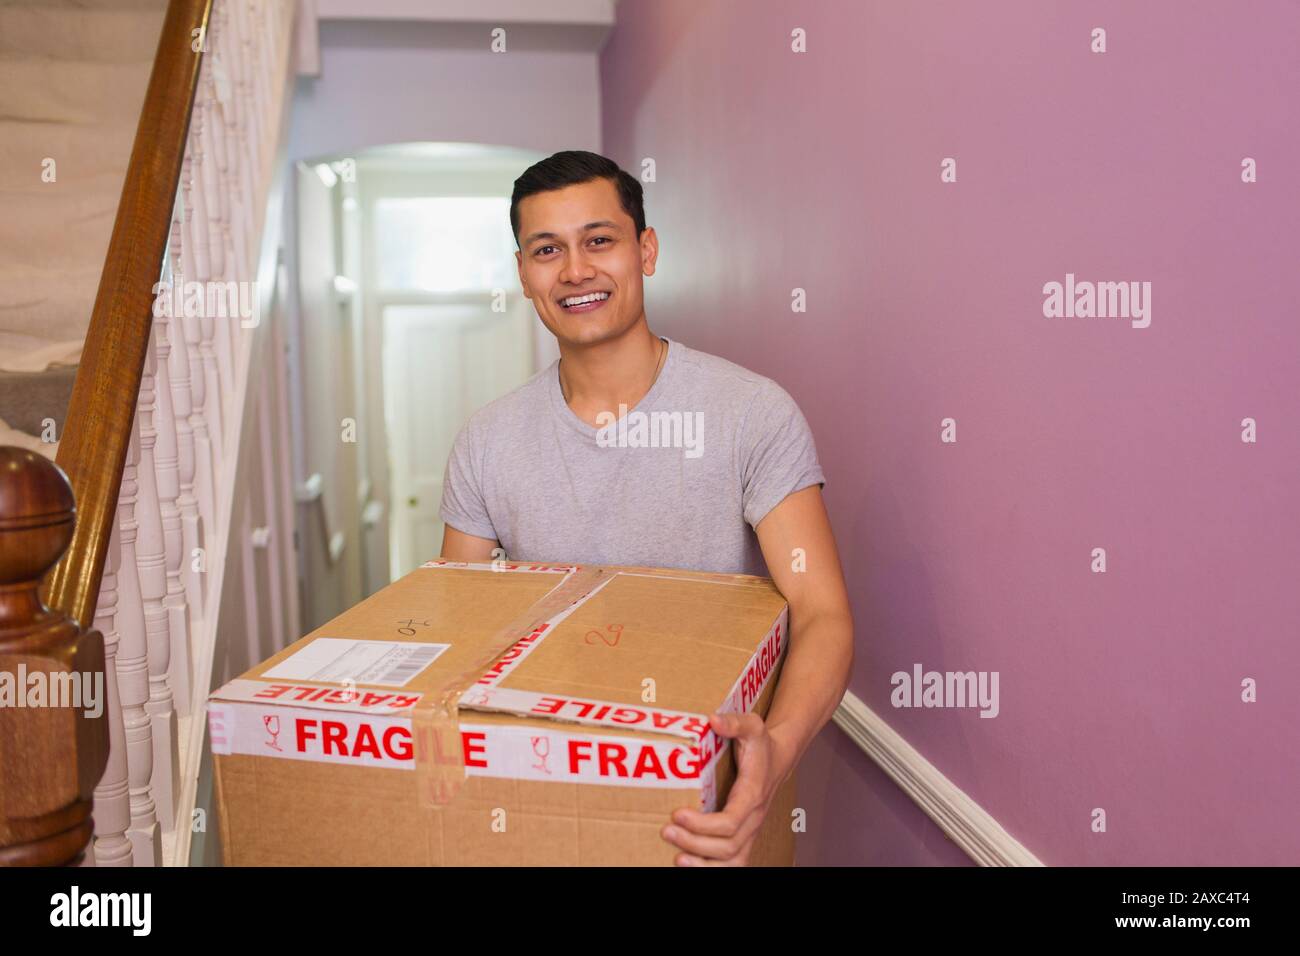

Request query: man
[{"left": 439, "top": 150, "right": 853, "bottom": 866}]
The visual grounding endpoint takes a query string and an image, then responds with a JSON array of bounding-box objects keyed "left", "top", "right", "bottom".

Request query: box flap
[{"left": 456, "top": 568, "right": 787, "bottom": 743}]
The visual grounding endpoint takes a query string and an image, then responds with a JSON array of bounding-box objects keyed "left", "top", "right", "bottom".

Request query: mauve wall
[{"left": 600, "top": 0, "right": 1299, "bottom": 865}]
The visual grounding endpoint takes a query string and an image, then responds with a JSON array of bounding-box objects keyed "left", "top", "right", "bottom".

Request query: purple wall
[{"left": 600, "top": 0, "right": 1299, "bottom": 865}]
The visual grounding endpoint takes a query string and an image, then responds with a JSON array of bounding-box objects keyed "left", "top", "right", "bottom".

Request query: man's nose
[{"left": 559, "top": 248, "right": 595, "bottom": 284}]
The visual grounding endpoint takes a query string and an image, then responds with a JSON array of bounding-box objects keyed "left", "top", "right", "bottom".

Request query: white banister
[{"left": 88, "top": 0, "right": 298, "bottom": 867}]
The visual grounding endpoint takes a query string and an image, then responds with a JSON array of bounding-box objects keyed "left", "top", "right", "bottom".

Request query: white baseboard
[{"left": 832, "top": 692, "right": 1044, "bottom": 866}]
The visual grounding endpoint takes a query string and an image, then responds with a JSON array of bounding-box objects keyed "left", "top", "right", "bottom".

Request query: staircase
[
  {"left": 0, "top": 0, "right": 166, "bottom": 445},
  {"left": 0, "top": 0, "right": 299, "bottom": 867}
]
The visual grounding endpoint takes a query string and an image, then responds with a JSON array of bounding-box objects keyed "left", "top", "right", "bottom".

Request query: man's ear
[{"left": 640, "top": 226, "right": 659, "bottom": 277}]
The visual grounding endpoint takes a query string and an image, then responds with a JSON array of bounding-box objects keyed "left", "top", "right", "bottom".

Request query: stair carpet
[{"left": 0, "top": 0, "right": 167, "bottom": 451}]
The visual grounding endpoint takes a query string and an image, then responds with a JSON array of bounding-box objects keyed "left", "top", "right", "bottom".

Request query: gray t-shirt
[{"left": 438, "top": 335, "right": 825, "bottom": 576}]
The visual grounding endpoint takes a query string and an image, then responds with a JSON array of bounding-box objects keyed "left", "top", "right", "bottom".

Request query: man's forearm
[{"left": 762, "top": 608, "right": 854, "bottom": 784}]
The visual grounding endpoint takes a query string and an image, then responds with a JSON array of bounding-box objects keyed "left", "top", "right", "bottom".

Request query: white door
[{"left": 383, "top": 298, "right": 534, "bottom": 578}]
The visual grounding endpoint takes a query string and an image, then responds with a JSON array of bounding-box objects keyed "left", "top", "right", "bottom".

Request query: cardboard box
[{"left": 209, "top": 560, "right": 796, "bottom": 866}]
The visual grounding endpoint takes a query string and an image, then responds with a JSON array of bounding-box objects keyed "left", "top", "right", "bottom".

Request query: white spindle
[
  {"left": 117, "top": 428, "right": 161, "bottom": 866},
  {"left": 167, "top": 222, "right": 206, "bottom": 625},
  {"left": 183, "top": 306, "right": 217, "bottom": 559},
  {"left": 179, "top": 107, "right": 219, "bottom": 559},
  {"left": 136, "top": 335, "right": 180, "bottom": 833},
  {"left": 198, "top": 67, "right": 227, "bottom": 284},
  {"left": 187, "top": 95, "right": 213, "bottom": 287},
  {"left": 91, "top": 521, "right": 132, "bottom": 867},
  {"left": 196, "top": 73, "right": 238, "bottom": 423},
  {"left": 198, "top": 314, "right": 225, "bottom": 490},
  {"left": 152, "top": 273, "right": 195, "bottom": 720},
  {"left": 209, "top": 5, "right": 241, "bottom": 276},
  {"left": 225, "top": 2, "right": 257, "bottom": 275},
  {"left": 231, "top": 1, "right": 256, "bottom": 184}
]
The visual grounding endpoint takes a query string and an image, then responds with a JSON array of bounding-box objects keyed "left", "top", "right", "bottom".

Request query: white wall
[{"left": 288, "top": 20, "right": 604, "bottom": 163}]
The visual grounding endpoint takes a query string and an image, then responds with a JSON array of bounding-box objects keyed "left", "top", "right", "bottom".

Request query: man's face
[{"left": 515, "top": 178, "right": 657, "bottom": 349}]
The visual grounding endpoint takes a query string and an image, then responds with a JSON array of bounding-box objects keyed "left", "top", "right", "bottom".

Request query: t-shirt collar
[{"left": 549, "top": 335, "right": 678, "bottom": 438}]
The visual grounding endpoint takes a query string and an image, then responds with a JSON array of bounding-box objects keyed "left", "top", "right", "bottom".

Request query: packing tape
[{"left": 410, "top": 565, "right": 611, "bottom": 808}]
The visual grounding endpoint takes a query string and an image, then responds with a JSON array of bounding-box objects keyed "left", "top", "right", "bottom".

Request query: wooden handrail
[{"left": 44, "top": 0, "right": 214, "bottom": 632}]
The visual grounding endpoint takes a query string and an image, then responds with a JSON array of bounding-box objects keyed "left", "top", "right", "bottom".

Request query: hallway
[{"left": 0, "top": 0, "right": 1295, "bottom": 881}]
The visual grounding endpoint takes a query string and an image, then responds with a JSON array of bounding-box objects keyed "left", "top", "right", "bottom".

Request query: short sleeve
[
  {"left": 438, "top": 415, "right": 499, "bottom": 541},
  {"left": 739, "top": 379, "right": 826, "bottom": 529}
]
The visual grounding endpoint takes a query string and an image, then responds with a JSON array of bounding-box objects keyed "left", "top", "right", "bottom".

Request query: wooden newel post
[{"left": 0, "top": 447, "right": 109, "bottom": 866}]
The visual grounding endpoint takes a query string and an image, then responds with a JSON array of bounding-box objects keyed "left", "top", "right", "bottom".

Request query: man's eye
[
  {"left": 590, "top": 237, "right": 611, "bottom": 246},
  {"left": 534, "top": 245, "right": 556, "bottom": 256}
]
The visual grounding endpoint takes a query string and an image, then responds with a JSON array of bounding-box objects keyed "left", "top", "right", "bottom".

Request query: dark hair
[{"left": 510, "top": 150, "right": 645, "bottom": 248}]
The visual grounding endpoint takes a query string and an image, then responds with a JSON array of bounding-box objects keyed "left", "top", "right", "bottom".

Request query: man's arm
[
  {"left": 753, "top": 484, "right": 855, "bottom": 784},
  {"left": 660, "top": 484, "right": 854, "bottom": 865},
  {"left": 440, "top": 524, "right": 500, "bottom": 561}
]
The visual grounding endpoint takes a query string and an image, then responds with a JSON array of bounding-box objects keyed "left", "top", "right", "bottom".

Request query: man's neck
[{"left": 558, "top": 322, "right": 665, "bottom": 427}]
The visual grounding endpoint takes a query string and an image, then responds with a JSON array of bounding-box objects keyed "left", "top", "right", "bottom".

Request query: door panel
[{"left": 383, "top": 298, "right": 532, "bottom": 577}]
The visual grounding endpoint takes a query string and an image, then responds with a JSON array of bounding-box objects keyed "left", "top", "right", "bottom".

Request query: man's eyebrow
[{"left": 522, "top": 221, "right": 620, "bottom": 247}]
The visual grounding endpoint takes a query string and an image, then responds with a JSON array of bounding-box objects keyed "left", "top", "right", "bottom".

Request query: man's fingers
[
  {"left": 664, "top": 811, "right": 764, "bottom": 862},
  {"left": 672, "top": 752, "right": 769, "bottom": 835},
  {"left": 663, "top": 826, "right": 743, "bottom": 861},
  {"left": 673, "top": 780, "right": 760, "bottom": 834},
  {"left": 671, "top": 781, "right": 769, "bottom": 838},
  {"left": 671, "top": 802, "right": 746, "bottom": 837}
]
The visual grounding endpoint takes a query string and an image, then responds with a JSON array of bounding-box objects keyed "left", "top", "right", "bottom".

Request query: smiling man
[{"left": 438, "top": 150, "right": 854, "bottom": 866}]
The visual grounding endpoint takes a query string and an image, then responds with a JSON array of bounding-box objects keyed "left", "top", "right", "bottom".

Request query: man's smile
[{"left": 558, "top": 289, "right": 613, "bottom": 313}]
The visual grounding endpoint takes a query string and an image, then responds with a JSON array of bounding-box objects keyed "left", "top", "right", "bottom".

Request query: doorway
[{"left": 382, "top": 297, "right": 533, "bottom": 577}]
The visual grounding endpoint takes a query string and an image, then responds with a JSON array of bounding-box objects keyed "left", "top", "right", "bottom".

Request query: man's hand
[{"left": 660, "top": 711, "right": 786, "bottom": 866}]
